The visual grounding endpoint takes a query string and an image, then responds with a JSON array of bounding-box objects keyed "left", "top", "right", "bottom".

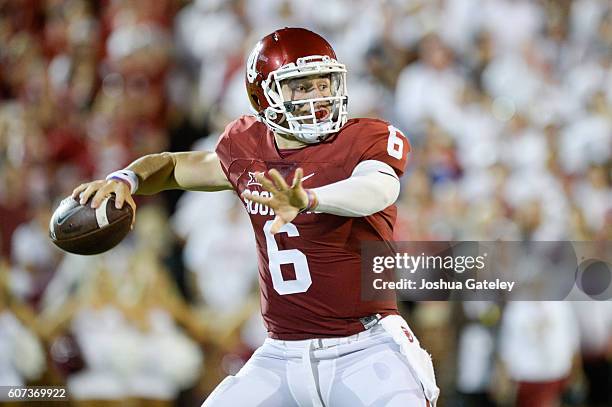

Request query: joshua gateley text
[{"left": 373, "top": 278, "right": 515, "bottom": 292}]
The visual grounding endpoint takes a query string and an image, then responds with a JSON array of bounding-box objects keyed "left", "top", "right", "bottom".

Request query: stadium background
[{"left": 0, "top": 0, "right": 611, "bottom": 406}]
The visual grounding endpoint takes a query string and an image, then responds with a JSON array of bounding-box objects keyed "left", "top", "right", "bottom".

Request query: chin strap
[{"left": 292, "top": 121, "right": 335, "bottom": 143}]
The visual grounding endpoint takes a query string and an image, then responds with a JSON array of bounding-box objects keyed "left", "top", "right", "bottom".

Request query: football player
[{"left": 73, "top": 28, "right": 439, "bottom": 406}]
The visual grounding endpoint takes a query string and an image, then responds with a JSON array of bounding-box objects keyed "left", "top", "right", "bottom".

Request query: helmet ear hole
[{"left": 283, "top": 101, "right": 295, "bottom": 113}]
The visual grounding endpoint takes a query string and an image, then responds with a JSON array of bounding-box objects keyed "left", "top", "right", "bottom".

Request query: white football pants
[{"left": 202, "top": 315, "right": 439, "bottom": 407}]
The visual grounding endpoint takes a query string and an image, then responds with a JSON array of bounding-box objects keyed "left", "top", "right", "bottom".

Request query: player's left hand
[{"left": 242, "top": 168, "right": 308, "bottom": 234}]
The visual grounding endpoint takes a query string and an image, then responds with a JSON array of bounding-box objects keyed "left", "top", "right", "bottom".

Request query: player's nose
[
  {"left": 314, "top": 100, "right": 331, "bottom": 110},
  {"left": 314, "top": 88, "right": 331, "bottom": 99}
]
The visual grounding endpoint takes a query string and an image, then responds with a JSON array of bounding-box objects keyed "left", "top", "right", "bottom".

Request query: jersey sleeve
[
  {"left": 214, "top": 118, "right": 240, "bottom": 180},
  {"left": 355, "top": 121, "right": 411, "bottom": 177}
]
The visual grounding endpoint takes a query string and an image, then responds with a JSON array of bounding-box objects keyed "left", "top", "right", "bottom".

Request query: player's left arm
[
  {"left": 311, "top": 123, "right": 410, "bottom": 217},
  {"left": 242, "top": 123, "right": 409, "bottom": 234},
  {"left": 309, "top": 160, "right": 401, "bottom": 216}
]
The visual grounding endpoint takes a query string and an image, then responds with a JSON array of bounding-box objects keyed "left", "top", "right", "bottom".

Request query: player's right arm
[
  {"left": 125, "top": 151, "right": 232, "bottom": 194},
  {"left": 73, "top": 115, "right": 243, "bottom": 222},
  {"left": 71, "top": 150, "right": 232, "bottom": 212}
]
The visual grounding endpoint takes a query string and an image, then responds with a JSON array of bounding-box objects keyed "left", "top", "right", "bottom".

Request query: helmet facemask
[{"left": 260, "top": 56, "right": 348, "bottom": 144}]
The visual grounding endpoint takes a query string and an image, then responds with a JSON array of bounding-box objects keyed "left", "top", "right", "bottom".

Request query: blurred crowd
[{"left": 0, "top": 0, "right": 611, "bottom": 406}]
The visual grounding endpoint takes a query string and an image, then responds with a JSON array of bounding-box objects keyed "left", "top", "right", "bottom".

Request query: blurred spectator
[
  {"left": 500, "top": 302, "right": 579, "bottom": 407},
  {"left": 395, "top": 33, "right": 465, "bottom": 138},
  {"left": 0, "top": 260, "right": 46, "bottom": 387},
  {"left": 455, "top": 301, "right": 500, "bottom": 407},
  {"left": 10, "top": 202, "right": 62, "bottom": 308},
  {"left": 572, "top": 301, "right": 612, "bottom": 407}
]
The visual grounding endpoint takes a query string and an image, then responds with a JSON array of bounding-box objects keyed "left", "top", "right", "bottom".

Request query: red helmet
[{"left": 245, "top": 27, "right": 348, "bottom": 143}]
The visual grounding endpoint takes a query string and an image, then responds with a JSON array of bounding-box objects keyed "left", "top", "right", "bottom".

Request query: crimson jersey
[{"left": 215, "top": 115, "right": 410, "bottom": 340}]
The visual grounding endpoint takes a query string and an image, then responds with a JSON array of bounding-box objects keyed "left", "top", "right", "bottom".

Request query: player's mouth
[{"left": 314, "top": 107, "right": 330, "bottom": 121}]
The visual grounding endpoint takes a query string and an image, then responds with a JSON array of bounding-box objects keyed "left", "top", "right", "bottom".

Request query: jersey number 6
[
  {"left": 263, "top": 220, "right": 312, "bottom": 295},
  {"left": 387, "top": 125, "right": 405, "bottom": 160}
]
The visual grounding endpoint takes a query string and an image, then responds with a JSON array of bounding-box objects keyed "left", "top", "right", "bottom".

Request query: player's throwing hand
[
  {"left": 242, "top": 168, "right": 309, "bottom": 234},
  {"left": 71, "top": 179, "right": 137, "bottom": 229}
]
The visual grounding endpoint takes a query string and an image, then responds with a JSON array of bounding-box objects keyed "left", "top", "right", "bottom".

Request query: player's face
[{"left": 280, "top": 75, "right": 333, "bottom": 124}]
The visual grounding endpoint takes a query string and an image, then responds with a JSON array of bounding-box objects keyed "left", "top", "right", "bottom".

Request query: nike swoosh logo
[
  {"left": 56, "top": 205, "right": 81, "bottom": 225},
  {"left": 302, "top": 173, "right": 315, "bottom": 181}
]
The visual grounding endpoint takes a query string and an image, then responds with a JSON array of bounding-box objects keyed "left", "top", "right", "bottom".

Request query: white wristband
[{"left": 106, "top": 170, "right": 139, "bottom": 194}]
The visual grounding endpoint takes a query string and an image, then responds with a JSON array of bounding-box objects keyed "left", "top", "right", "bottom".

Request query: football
[{"left": 49, "top": 194, "right": 133, "bottom": 255}]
